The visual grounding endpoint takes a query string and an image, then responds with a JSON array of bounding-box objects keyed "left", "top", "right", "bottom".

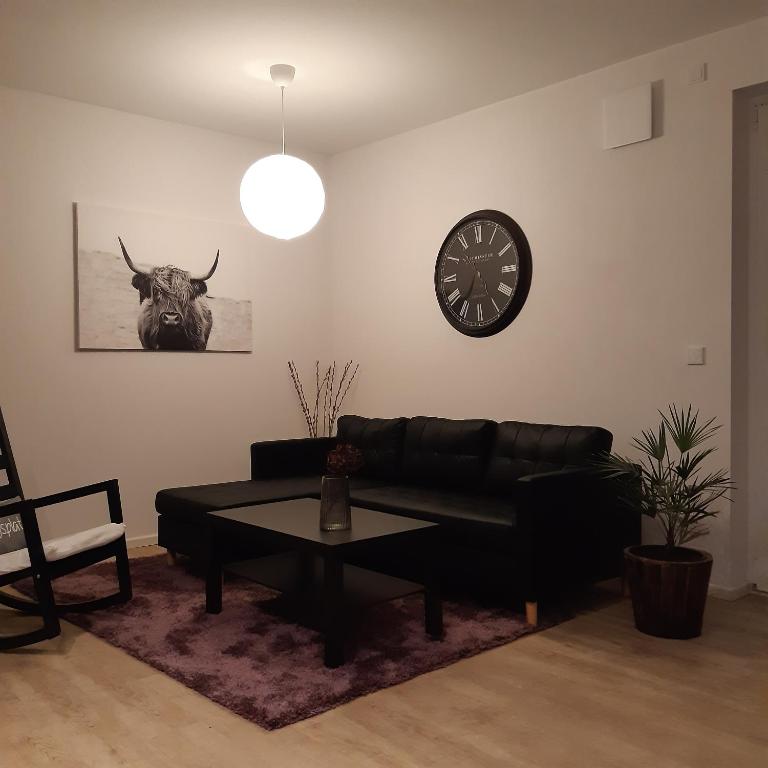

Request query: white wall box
[{"left": 602, "top": 82, "right": 653, "bottom": 149}]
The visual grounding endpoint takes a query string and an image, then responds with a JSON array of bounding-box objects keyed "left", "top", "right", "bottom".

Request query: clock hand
[
  {"left": 456, "top": 242, "right": 492, "bottom": 306},
  {"left": 459, "top": 249, "right": 482, "bottom": 298},
  {"left": 473, "top": 265, "right": 491, "bottom": 297}
]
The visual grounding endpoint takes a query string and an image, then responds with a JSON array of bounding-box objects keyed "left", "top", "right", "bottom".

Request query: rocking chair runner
[{"left": 0, "top": 407, "right": 132, "bottom": 650}]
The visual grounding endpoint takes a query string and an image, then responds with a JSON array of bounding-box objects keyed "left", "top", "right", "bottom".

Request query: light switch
[{"left": 687, "top": 345, "right": 706, "bottom": 365}]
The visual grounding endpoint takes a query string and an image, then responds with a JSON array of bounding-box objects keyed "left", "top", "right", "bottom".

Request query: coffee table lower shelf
[{"left": 226, "top": 552, "right": 425, "bottom": 608}]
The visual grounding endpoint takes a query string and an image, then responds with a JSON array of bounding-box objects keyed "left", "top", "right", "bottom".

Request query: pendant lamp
[{"left": 240, "top": 64, "right": 325, "bottom": 240}]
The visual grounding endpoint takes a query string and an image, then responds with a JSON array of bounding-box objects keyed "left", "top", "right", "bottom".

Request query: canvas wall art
[{"left": 75, "top": 203, "right": 253, "bottom": 352}]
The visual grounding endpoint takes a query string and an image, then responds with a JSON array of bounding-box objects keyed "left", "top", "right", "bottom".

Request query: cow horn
[
  {"left": 192, "top": 251, "right": 219, "bottom": 282},
  {"left": 118, "top": 237, "right": 150, "bottom": 276}
]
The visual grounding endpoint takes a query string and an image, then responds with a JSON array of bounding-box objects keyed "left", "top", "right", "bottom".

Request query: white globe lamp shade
[{"left": 240, "top": 154, "right": 325, "bottom": 240}]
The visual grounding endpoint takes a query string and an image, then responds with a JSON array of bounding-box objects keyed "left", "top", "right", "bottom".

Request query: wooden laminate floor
[{"left": 0, "top": 546, "right": 766, "bottom": 768}]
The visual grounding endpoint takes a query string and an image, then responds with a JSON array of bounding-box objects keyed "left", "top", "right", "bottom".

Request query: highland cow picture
[{"left": 75, "top": 203, "right": 253, "bottom": 352}]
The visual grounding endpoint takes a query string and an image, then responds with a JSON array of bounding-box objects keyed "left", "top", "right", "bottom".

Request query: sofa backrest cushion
[
  {"left": 485, "top": 421, "right": 613, "bottom": 494},
  {"left": 336, "top": 415, "right": 408, "bottom": 481},
  {"left": 402, "top": 417, "right": 496, "bottom": 490}
]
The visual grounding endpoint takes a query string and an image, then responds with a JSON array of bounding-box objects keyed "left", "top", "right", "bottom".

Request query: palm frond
[
  {"left": 631, "top": 423, "right": 667, "bottom": 462},
  {"left": 662, "top": 404, "right": 720, "bottom": 453},
  {"left": 674, "top": 447, "right": 716, "bottom": 480}
]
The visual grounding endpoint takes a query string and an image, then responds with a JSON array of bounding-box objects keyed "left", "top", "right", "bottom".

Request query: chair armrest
[
  {"left": 250, "top": 437, "right": 336, "bottom": 479},
  {"left": 28, "top": 479, "right": 124, "bottom": 524}
]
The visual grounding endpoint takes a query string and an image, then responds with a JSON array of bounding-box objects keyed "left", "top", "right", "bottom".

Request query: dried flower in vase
[{"left": 326, "top": 444, "right": 364, "bottom": 477}]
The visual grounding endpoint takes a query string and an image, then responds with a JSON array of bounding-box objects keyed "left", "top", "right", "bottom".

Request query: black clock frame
[{"left": 434, "top": 209, "right": 532, "bottom": 338}]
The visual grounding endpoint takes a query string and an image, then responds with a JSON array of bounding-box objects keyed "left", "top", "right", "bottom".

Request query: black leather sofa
[{"left": 156, "top": 415, "right": 639, "bottom": 619}]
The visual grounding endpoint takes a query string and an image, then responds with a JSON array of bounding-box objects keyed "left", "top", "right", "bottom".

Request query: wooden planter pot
[{"left": 624, "top": 545, "right": 713, "bottom": 639}]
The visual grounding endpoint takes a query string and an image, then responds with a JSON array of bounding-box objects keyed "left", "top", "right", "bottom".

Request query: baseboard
[
  {"left": 708, "top": 582, "right": 753, "bottom": 601},
  {"left": 127, "top": 533, "right": 158, "bottom": 549}
]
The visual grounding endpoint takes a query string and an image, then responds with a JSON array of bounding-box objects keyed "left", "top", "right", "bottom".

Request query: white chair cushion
[{"left": 0, "top": 522, "right": 126, "bottom": 576}]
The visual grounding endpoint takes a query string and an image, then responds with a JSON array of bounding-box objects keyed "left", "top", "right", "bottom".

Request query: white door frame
[{"left": 747, "top": 98, "right": 768, "bottom": 591}]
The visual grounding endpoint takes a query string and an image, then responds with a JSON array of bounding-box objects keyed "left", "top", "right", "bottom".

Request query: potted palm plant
[{"left": 599, "top": 405, "right": 733, "bottom": 639}]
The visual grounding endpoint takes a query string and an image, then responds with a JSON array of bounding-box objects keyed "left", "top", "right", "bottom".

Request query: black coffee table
[{"left": 205, "top": 498, "right": 443, "bottom": 667}]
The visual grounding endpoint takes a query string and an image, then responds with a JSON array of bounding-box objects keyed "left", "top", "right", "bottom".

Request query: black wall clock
[{"left": 434, "top": 209, "right": 532, "bottom": 337}]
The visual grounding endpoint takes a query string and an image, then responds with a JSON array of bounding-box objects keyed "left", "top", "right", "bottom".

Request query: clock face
[{"left": 434, "top": 210, "right": 532, "bottom": 337}]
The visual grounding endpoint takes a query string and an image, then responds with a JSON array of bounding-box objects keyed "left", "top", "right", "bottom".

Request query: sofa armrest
[
  {"left": 514, "top": 465, "right": 640, "bottom": 599},
  {"left": 515, "top": 466, "right": 623, "bottom": 516},
  {"left": 250, "top": 437, "right": 336, "bottom": 480},
  {"left": 516, "top": 466, "right": 593, "bottom": 487},
  {"left": 515, "top": 468, "right": 597, "bottom": 509}
]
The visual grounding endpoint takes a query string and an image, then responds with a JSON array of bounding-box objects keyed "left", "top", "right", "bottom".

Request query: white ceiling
[{"left": 1, "top": 0, "right": 766, "bottom": 154}]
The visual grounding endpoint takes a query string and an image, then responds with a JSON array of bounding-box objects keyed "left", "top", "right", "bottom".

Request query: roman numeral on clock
[
  {"left": 474, "top": 224, "right": 482, "bottom": 243},
  {"left": 488, "top": 225, "right": 498, "bottom": 245},
  {"left": 460, "top": 300, "right": 469, "bottom": 319},
  {"left": 501, "top": 264, "right": 517, "bottom": 273},
  {"left": 447, "top": 288, "right": 461, "bottom": 305},
  {"left": 446, "top": 256, "right": 460, "bottom": 262},
  {"left": 498, "top": 242, "right": 512, "bottom": 257},
  {"left": 477, "top": 303, "right": 483, "bottom": 322},
  {"left": 457, "top": 233, "right": 469, "bottom": 250},
  {"left": 443, "top": 274, "right": 457, "bottom": 282},
  {"left": 498, "top": 282, "right": 513, "bottom": 297}
]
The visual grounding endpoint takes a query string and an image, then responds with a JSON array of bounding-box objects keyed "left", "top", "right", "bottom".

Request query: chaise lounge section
[{"left": 156, "top": 415, "right": 640, "bottom": 619}]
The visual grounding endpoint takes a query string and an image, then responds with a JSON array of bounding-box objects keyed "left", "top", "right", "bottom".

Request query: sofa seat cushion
[
  {"left": 485, "top": 422, "right": 613, "bottom": 495},
  {"left": 349, "top": 485, "right": 516, "bottom": 535},
  {"left": 156, "top": 477, "right": 323, "bottom": 520},
  {"left": 156, "top": 476, "right": 386, "bottom": 520},
  {"left": 402, "top": 417, "right": 495, "bottom": 491},
  {"left": 0, "top": 523, "right": 126, "bottom": 576},
  {"left": 337, "top": 415, "right": 408, "bottom": 481}
]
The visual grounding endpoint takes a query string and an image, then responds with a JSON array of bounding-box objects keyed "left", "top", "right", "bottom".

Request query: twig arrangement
[{"left": 288, "top": 360, "right": 359, "bottom": 437}]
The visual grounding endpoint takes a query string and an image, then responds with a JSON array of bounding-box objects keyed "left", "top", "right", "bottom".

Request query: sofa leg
[
  {"left": 525, "top": 601, "right": 538, "bottom": 626},
  {"left": 166, "top": 549, "right": 178, "bottom": 566}
]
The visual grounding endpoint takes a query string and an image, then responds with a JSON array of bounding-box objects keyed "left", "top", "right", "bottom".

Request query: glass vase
[{"left": 319, "top": 475, "right": 351, "bottom": 531}]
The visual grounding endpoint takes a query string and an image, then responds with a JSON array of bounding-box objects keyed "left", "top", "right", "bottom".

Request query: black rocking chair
[{"left": 0, "top": 407, "right": 132, "bottom": 650}]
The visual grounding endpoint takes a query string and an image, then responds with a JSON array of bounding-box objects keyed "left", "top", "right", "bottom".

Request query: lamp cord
[{"left": 281, "top": 86, "right": 285, "bottom": 155}]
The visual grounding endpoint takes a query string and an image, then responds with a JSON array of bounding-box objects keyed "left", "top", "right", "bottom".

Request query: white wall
[
  {"left": 2, "top": 18, "right": 766, "bottom": 589},
  {"left": 328, "top": 18, "right": 768, "bottom": 590},
  {"left": 0, "top": 87, "right": 331, "bottom": 543}
]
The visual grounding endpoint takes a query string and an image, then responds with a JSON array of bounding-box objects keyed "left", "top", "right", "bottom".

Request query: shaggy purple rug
[{"left": 28, "top": 556, "right": 563, "bottom": 729}]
